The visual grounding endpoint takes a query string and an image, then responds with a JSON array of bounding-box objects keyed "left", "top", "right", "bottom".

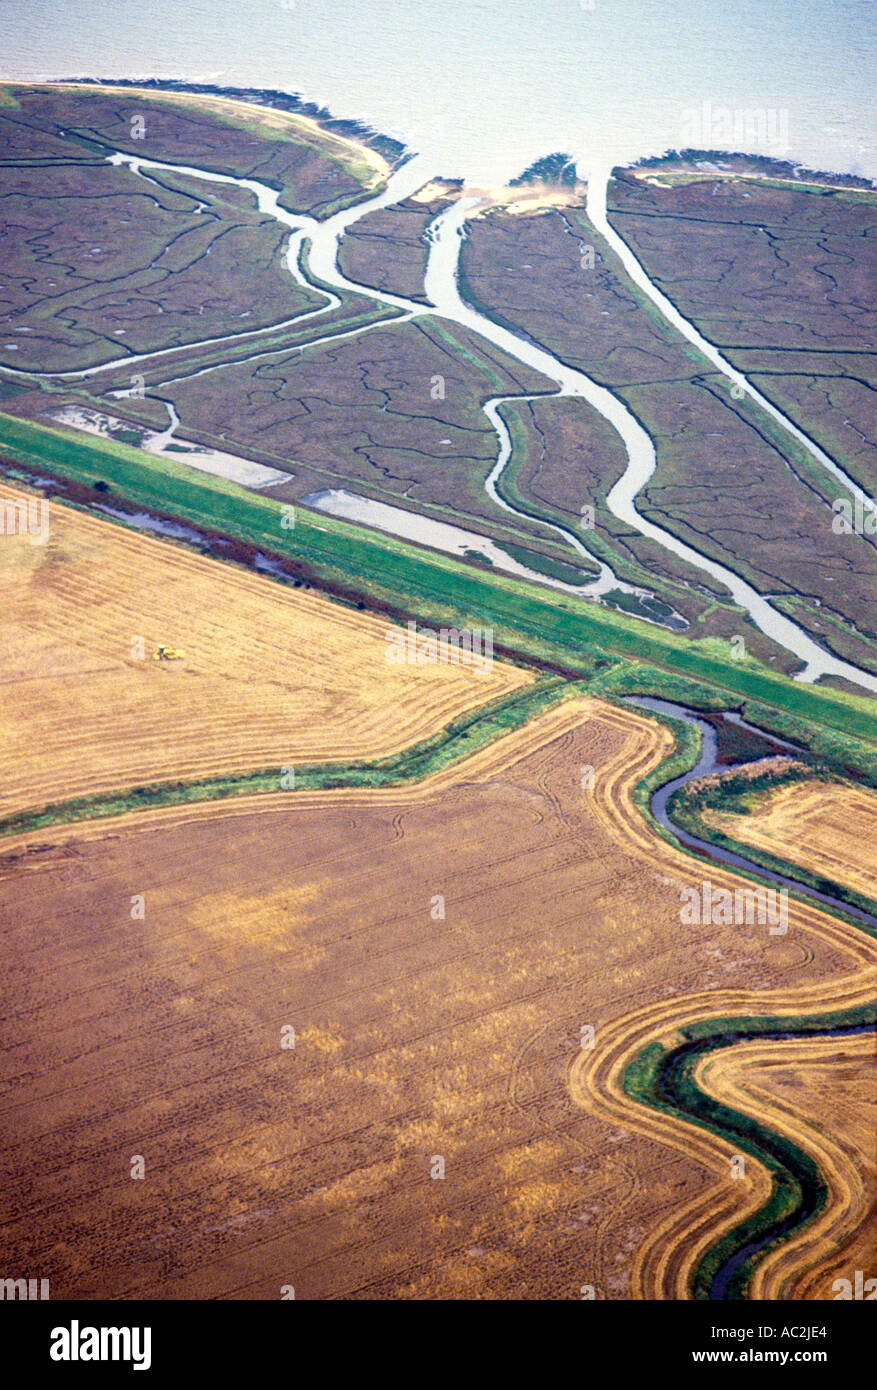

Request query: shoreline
[
  {"left": 0, "top": 77, "right": 402, "bottom": 188},
  {"left": 2, "top": 75, "right": 874, "bottom": 195}
]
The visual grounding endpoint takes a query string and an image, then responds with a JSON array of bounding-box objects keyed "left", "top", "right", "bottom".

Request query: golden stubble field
[
  {"left": 706, "top": 778, "right": 877, "bottom": 906},
  {"left": 697, "top": 1032, "right": 877, "bottom": 1301},
  {"left": 0, "top": 482, "right": 530, "bottom": 816},
  {"left": 1, "top": 696, "right": 873, "bottom": 1300}
]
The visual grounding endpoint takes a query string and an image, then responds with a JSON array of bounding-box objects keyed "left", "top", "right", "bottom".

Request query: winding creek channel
[
  {"left": 6, "top": 135, "right": 876, "bottom": 1294},
  {"left": 629, "top": 696, "right": 877, "bottom": 928},
  {"left": 12, "top": 145, "right": 877, "bottom": 693},
  {"left": 625, "top": 695, "right": 876, "bottom": 1297}
]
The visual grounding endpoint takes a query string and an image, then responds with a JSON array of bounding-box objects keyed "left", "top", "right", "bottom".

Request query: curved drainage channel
[
  {"left": 423, "top": 192, "right": 877, "bottom": 693},
  {"left": 628, "top": 695, "right": 877, "bottom": 929},
  {"left": 626, "top": 695, "right": 876, "bottom": 1297},
  {"left": 661, "top": 1016, "right": 876, "bottom": 1300},
  {"left": 10, "top": 136, "right": 877, "bottom": 690},
  {"left": 5, "top": 124, "right": 875, "bottom": 1303}
]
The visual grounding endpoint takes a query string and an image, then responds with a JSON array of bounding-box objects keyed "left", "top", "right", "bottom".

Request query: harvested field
[
  {"left": 696, "top": 1031, "right": 877, "bottom": 1300},
  {"left": 0, "top": 698, "right": 871, "bottom": 1300},
  {"left": 0, "top": 480, "right": 530, "bottom": 816},
  {"left": 563, "top": 708, "right": 877, "bottom": 1301},
  {"left": 706, "top": 779, "right": 877, "bottom": 905},
  {"left": 4, "top": 410, "right": 877, "bottom": 752}
]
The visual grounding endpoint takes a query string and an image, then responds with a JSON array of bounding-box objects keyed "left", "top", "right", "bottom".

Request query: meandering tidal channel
[
  {"left": 11, "top": 130, "right": 877, "bottom": 1287},
  {"left": 623, "top": 695, "right": 876, "bottom": 1297},
  {"left": 23, "top": 144, "right": 877, "bottom": 693},
  {"left": 14, "top": 146, "right": 877, "bottom": 1295}
]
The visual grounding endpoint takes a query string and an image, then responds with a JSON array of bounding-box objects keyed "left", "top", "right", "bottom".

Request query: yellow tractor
[{"left": 152, "top": 644, "right": 186, "bottom": 663}]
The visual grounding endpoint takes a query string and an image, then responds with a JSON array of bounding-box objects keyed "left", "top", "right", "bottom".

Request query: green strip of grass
[
  {"left": 669, "top": 764, "right": 877, "bottom": 920},
  {"left": 0, "top": 677, "right": 576, "bottom": 839},
  {"left": 3, "top": 411, "right": 876, "bottom": 750},
  {"left": 624, "top": 1003, "right": 876, "bottom": 1300}
]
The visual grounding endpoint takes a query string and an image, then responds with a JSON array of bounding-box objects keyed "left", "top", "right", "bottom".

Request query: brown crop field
[
  {"left": 0, "top": 480, "right": 530, "bottom": 817},
  {"left": 0, "top": 697, "right": 872, "bottom": 1299},
  {"left": 706, "top": 779, "right": 877, "bottom": 905},
  {"left": 696, "top": 1031, "right": 877, "bottom": 1300}
]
